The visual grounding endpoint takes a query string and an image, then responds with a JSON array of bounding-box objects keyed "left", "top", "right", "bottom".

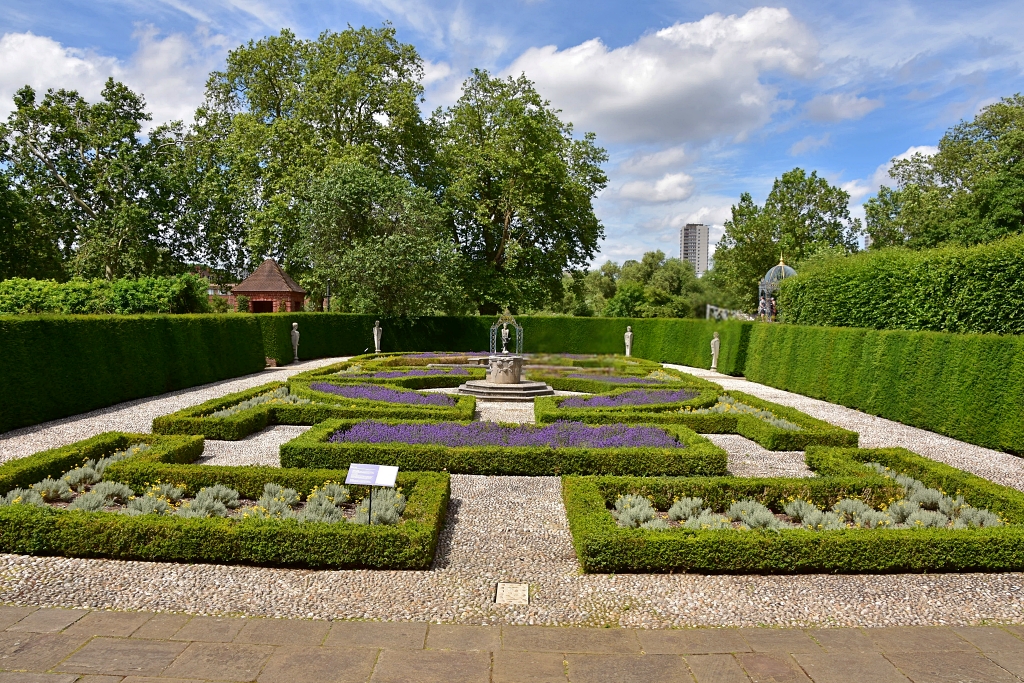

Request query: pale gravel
[
  {"left": 199, "top": 426, "right": 311, "bottom": 467},
  {"left": 706, "top": 434, "right": 812, "bottom": 478},
  {"left": 4, "top": 360, "right": 1024, "bottom": 628},
  {"left": 0, "top": 357, "right": 347, "bottom": 464},
  {"left": 667, "top": 364, "right": 1024, "bottom": 493}
]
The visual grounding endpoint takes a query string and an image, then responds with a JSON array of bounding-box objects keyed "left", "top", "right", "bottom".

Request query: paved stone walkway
[{"left": 1, "top": 605, "right": 1023, "bottom": 682}]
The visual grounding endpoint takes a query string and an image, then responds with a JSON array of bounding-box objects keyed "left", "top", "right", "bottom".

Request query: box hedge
[
  {"left": 537, "top": 390, "right": 857, "bottom": 450},
  {"left": 744, "top": 323, "right": 1024, "bottom": 453},
  {"left": 152, "top": 381, "right": 476, "bottom": 440},
  {"left": 0, "top": 315, "right": 266, "bottom": 433},
  {"left": 280, "top": 418, "right": 728, "bottom": 476},
  {"left": 563, "top": 446, "right": 1024, "bottom": 574},
  {"left": 0, "top": 433, "right": 450, "bottom": 570}
]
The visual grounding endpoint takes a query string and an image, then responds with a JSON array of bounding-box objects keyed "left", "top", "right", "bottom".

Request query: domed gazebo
[{"left": 758, "top": 257, "right": 796, "bottom": 321}]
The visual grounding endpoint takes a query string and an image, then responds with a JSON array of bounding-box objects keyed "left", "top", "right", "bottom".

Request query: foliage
[
  {"left": 0, "top": 167, "right": 64, "bottom": 280},
  {"left": 435, "top": 70, "right": 607, "bottom": 313},
  {"left": 2, "top": 79, "right": 187, "bottom": 279},
  {"left": 712, "top": 169, "right": 861, "bottom": 311},
  {"left": 281, "top": 418, "right": 728, "bottom": 476},
  {"left": 777, "top": 234, "right": 1024, "bottom": 335},
  {"left": 0, "top": 315, "right": 265, "bottom": 433},
  {"left": 865, "top": 95, "right": 1024, "bottom": 249},
  {"left": 744, "top": 323, "right": 1024, "bottom": 453},
  {"left": 684, "top": 395, "right": 802, "bottom": 431},
  {"left": 353, "top": 487, "right": 406, "bottom": 525},
  {"left": 209, "top": 386, "right": 310, "bottom": 418},
  {"left": 562, "top": 446, "right": 1024, "bottom": 573},
  {"left": 0, "top": 274, "right": 211, "bottom": 315}
]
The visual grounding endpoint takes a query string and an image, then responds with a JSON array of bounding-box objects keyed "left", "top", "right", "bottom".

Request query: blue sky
[{"left": 1, "top": 0, "right": 1022, "bottom": 265}]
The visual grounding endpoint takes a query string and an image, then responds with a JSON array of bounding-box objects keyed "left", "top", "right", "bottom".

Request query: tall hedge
[
  {"left": 0, "top": 315, "right": 265, "bottom": 433},
  {"left": 260, "top": 313, "right": 749, "bottom": 374},
  {"left": 778, "top": 235, "right": 1024, "bottom": 334},
  {"left": 743, "top": 323, "right": 1024, "bottom": 453}
]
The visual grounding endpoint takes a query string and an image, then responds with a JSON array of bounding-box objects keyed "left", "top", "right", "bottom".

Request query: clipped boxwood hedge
[
  {"left": 537, "top": 389, "right": 857, "bottom": 450},
  {"left": 563, "top": 446, "right": 1024, "bottom": 574},
  {"left": 0, "top": 433, "right": 449, "bottom": 570},
  {"left": 280, "top": 418, "right": 728, "bottom": 476},
  {"left": 152, "top": 381, "right": 476, "bottom": 440},
  {"left": 0, "top": 432, "right": 204, "bottom": 494}
]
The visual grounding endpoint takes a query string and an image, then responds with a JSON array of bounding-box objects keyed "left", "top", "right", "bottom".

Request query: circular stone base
[{"left": 457, "top": 379, "right": 555, "bottom": 402}]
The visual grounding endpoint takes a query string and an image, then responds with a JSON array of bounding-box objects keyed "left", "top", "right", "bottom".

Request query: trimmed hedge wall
[
  {"left": 744, "top": 324, "right": 1024, "bottom": 453},
  {"left": 778, "top": 235, "right": 1024, "bottom": 335},
  {"left": 563, "top": 447, "right": 1024, "bottom": 574},
  {"left": 0, "top": 432, "right": 204, "bottom": 495},
  {"left": 152, "top": 381, "right": 476, "bottom": 440},
  {"left": 280, "top": 418, "right": 728, "bottom": 476},
  {"left": 0, "top": 315, "right": 265, "bottom": 434}
]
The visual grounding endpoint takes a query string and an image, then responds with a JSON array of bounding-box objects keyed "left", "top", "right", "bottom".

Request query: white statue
[
  {"left": 710, "top": 331, "right": 721, "bottom": 372},
  {"left": 290, "top": 322, "right": 300, "bottom": 363},
  {"left": 624, "top": 326, "right": 633, "bottom": 357},
  {"left": 501, "top": 323, "right": 510, "bottom": 354},
  {"left": 373, "top": 320, "right": 382, "bottom": 354}
]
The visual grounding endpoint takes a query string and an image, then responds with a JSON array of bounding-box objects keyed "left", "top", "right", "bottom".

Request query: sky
[{"left": 1, "top": 0, "right": 1022, "bottom": 267}]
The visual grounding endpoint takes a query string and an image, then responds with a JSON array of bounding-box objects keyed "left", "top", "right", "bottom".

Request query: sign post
[{"left": 344, "top": 464, "right": 399, "bottom": 525}]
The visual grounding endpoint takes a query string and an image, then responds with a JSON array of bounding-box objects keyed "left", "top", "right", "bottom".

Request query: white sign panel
[{"left": 345, "top": 463, "right": 399, "bottom": 487}]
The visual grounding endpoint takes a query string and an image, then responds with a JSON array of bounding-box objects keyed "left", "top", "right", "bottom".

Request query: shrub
[
  {"left": 0, "top": 274, "right": 211, "bottom": 315},
  {"left": 744, "top": 323, "right": 1024, "bottom": 453},
  {"left": 280, "top": 418, "right": 728, "bottom": 477},
  {"left": 562, "top": 446, "right": 1024, "bottom": 573}
]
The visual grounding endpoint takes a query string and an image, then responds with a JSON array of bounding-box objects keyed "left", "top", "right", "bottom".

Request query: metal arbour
[{"left": 489, "top": 309, "right": 523, "bottom": 355}]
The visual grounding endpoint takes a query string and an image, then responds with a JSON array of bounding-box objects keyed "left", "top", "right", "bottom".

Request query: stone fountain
[{"left": 457, "top": 311, "right": 554, "bottom": 402}]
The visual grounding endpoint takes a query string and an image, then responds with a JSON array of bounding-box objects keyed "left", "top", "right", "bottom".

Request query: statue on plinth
[
  {"left": 624, "top": 326, "right": 633, "bottom": 357},
  {"left": 290, "top": 322, "right": 300, "bottom": 363},
  {"left": 373, "top": 320, "right": 382, "bottom": 354},
  {"left": 710, "top": 331, "right": 720, "bottom": 372},
  {"left": 501, "top": 323, "right": 510, "bottom": 353}
]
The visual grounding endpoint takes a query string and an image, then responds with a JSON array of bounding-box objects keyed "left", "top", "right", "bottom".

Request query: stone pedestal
[{"left": 487, "top": 355, "right": 523, "bottom": 384}]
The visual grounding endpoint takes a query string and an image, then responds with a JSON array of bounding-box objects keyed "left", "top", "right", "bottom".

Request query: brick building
[{"left": 230, "top": 259, "right": 306, "bottom": 313}]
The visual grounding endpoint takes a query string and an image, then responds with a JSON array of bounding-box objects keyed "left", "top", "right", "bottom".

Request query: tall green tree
[
  {"left": 191, "top": 26, "right": 431, "bottom": 274},
  {"left": 3, "top": 79, "right": 185, "bottom": 279},
  {"left": 298, "top": 159, "right": 467, "bottom": 316},
  {"left": 435, "top": 70, "right": 608, "bottom": 313},
  {"left": 713, "top": 168, "right": 860, "bottom": 311},
  {"left": 866, "top": 94, "right": 1024, "bottom": 249}
]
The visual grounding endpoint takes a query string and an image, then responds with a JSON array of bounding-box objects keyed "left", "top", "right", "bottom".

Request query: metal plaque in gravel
[{"left": 495, "top": 582, "right": 530, "bottom": 605}]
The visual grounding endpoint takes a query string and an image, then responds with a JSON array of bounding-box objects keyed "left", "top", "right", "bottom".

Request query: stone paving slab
[{"left": 0, "top": 607, "right": 1022, "bottom": 682}]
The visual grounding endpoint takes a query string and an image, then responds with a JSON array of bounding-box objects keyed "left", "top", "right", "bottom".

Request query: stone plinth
[
  {"left": 457, "top": 379, "right": 554, "bottom": 402},
  {"left": 487, "top": 355, "right": 524, "bottom": 384}
]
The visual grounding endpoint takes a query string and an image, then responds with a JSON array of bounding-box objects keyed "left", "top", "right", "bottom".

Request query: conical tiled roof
[{"left": 231, "top": 259, "right": 306, "bottom": 294}]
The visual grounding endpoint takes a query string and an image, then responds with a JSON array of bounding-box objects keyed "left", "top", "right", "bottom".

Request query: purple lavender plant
[
  {"left": 397, "top": 352, "right": 490, "bottom": 359},
  {"left": 309, "top": 384, "right": 455, "bottom": 406},
  {"left": 559, "top": 389, "right": 699, "bottom": 409},
  {"left": 566, "top": 374, "right": 664, "bottom": 384},
  {"left": 329, "top": 420, "right": 683, "bottom": 448}
]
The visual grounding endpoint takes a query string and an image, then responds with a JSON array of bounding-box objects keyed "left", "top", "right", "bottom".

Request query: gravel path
[
  {"left": 668, "top": 364, "right": 1024, "bottom": 492},
  {"left": 707, "top": 434, "right": 811, "bottom": 478},
  {"left": 200, "top": 426, "right": 311, "bottom": 467},
  {"left": 0, "top": 358, "right": 346, "bottom": 464}
]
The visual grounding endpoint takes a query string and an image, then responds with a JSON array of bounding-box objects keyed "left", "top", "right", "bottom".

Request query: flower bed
[
  {"left": 563, "top": 446, "right": 1024, "bottom": 573},
  {"left": 329, "top": 420, "right": 685, "bottom": 449},
  {"left": 309, "top": 383, "right": 455, "bottom": 406},
  {"left": 153, "top": 382, "right": 475, "bottom": 440},
  {"left": 538, "top": 390, "right": 858, "bottom": 450},
  {"left": 281, "top": 418, "right": 728, "bottom": 476},
  {"left": 370, "top": 368, "right": 469, "bottom": 379},
  {"left": 0, "top": 433, "right": 449, "bottom": 569},
  {"left": 559, "top": 389, "right": 701, "bottom": 409}
]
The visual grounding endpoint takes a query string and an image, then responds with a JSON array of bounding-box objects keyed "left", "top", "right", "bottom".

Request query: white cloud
[
  {"left": 504, "top": 7, "right": 819, "bottom": 144},
  {"left": 618, "top": 146, "right": 688, "bottom": 176},
  {"left": 0, "top": 28, "right": 227, "bottom": 128},
  {"left": 789, "top": 133, "right": 831, "bottom": 155},
  {"left": 804, "top": 92, "right": 883, "bottom": 121},
  {"left": 617, "top": 172, "right": 695, "bottom": 203},
  {"left": 869, "top": 144, "right": 939, "bottom": 188}
]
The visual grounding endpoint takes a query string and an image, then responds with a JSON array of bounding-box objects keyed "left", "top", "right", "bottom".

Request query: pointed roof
[{"left": 231, "top": 259, "right": 306, "bottom": 294}]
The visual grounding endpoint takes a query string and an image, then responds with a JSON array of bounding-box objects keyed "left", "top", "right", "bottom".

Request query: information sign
[{"left": 344, "top": 464, "right": 399, "bottom": 488}]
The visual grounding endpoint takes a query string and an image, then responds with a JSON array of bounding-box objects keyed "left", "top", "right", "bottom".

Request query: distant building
[
  {"left": 231, "top": 259, "right": 306, "bottom": 313},
  {"left": 679, "top": 223, "right": 709, "bottom": 276}
]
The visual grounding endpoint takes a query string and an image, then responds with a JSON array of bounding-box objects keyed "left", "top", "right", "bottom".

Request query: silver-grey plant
[
  {"left": 32, "top": 477, "right": 74, "bottom": 502},
  {"left": 667, "top": 497, "right": 704, "bottom": 521},
  {"left": 68, "top": 492, "right": 107, "bottom": 511},
  {"left": 195, "top": 484, "right": 240, "bottom": 509},
  {"left": 90, "top": 481, "right": 134, "bottom": 504},
  {"left": 611, "top": 494, "right": 658, "bottom": 528},
  {"left": 125, "top": 495, "right": 172, "bottom": 516}
]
